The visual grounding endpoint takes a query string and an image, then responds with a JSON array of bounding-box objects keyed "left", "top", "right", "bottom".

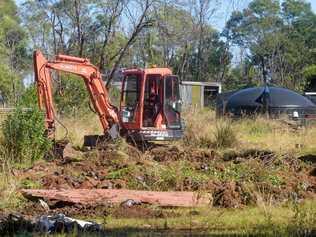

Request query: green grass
[{"left": 101, "top": 200, "right": 316, "bottom": 236}]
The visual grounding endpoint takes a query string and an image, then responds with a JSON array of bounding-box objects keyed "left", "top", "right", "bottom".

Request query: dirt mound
[
  {"left": 212, "top": 181, "right": 243, "bottom": 208},
  {"left": 149, "top": 146, "right": 184, "bottom": 162},
  {"left": 17, "top": 143, "right": 316, "bottom": 212},
  {"left": 148, "top": 145, "right": 217, "bottom": 163},
  {"left": 223, "top": 149, "right": 276, "bottom": 164}
]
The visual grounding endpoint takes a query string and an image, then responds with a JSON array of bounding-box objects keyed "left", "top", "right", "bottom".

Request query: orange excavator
[{"left": 33, "top": 50, "right": 183, "bottom": 146}]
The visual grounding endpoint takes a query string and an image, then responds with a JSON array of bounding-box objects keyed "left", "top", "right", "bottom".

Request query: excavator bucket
[{"left": 83, "top": 124, "right": 119, "bottom": 147}]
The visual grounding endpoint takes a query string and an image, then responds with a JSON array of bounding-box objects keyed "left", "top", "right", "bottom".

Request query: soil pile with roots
[{"left": 16, "top": 142, "right": 316, "bottom": 214}]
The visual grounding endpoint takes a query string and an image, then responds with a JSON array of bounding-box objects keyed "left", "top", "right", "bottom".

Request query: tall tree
[
  {"left": 0, "top": 0, "right": 28, "bottom": 104},
  {"left": 223, "top": 0, "right": 316, "bottom": 90}
]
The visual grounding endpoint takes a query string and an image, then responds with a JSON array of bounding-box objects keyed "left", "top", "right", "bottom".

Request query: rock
[
  {"left": 39, "top": 199, "right": 50, "bottom": 212},
  {"left": 120, "top": 199, "right": 142, "bottom": 208},
  {"left": 54, "top": 141, "right": 83, "bottom": 162},
  {"left": 98, "top": 180, "right": 113, "bottom": 189},
  {"left": 80, "top": 177, "right": 100, "bottom": 189},
  {"left": 62, "top": 143, "right": 84, "bottom": 161}
]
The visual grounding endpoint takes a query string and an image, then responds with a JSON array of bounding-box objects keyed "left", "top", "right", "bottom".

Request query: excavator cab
[{"left": 120, "top": 68, "right": 184, "bottom": 141}]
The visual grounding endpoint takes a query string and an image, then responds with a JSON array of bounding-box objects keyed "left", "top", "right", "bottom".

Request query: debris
[
  {"left": 39, "top": 199, "right": 50, "bottom": 212},
  {"left": 54, "top": 141, "right": 83, "bottom": 162},
  {"left": 213, "top": 181, "right": 242, "bottom": 208},
  {"left": 21, "top": 189, "right": 212, "bottom": 207},
  {"left": 0, "top": 213, "right": 102, "bottom": 235},
  {"left": 0, "top": 214, "right": 34, "bottom": 235},
  {"left": 120, "top": 199, "right": 142, "bottom": 208},
  {"left": 36, "top": 214, "right": 101, "bottom": 234}
]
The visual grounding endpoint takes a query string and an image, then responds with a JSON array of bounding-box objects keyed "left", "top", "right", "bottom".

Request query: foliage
[
  {"left": 303, "top": 64, "right": 316, "bottom": 91},
  {"left": 223, "top": 60, "right": 260, "bottom": 91},
  {"left": 53, "top": 73, "right": 90, "bottom": 114},
  {"left": 0, "top": 64, "right": 18, "bottom": 103},
  {"left": 223, "top": 0, "right": 316, "bottom": 90},
  {"left": 1, "top": 107, "right": 51, "bottom": 165},
  {"left": 17, "top": 85, "right": 38, "bottom": 107},
  {"left": 104, "top": 201, "right": 316, "bottom": 235},
  {"left": 0, "top": 0, "right": 28, "bottom": 105}
]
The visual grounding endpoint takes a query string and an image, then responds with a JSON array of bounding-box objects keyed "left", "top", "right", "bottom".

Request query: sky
[{"left": 14, "top": 0, "right": 316, "bottom": 31}]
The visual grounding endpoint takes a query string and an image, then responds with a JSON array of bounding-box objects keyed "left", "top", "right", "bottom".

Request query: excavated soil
[{"left": 12, "top": 142, "right": 316, "bottom": 217}]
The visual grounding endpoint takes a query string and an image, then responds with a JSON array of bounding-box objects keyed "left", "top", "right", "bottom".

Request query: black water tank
[{"left": 224, "top": 86, "right": 316, "bottom": 118}]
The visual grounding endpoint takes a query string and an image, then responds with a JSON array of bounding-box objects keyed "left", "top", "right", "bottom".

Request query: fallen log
[{"left": 21, "top": 189, "right": 211, "bottom": 207}]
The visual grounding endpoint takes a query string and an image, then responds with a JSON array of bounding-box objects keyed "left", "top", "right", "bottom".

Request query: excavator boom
[{"left": 33, "top": 50, "right": 119, "bottom": 139}]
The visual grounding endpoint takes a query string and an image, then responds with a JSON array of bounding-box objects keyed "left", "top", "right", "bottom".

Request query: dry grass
[
  {"left": 0, "top": 169, "right": 22, "bottom": 211},
  {"left": 0, "top": 148, "right": 24, "bottom": 211},
  {"left": 182, "top": 108, "right": 316, "bottom": 155},
  {"left": 54, "top": 107, "right": 316, "bottom": 155},
  {"left": 55, "top": 113, "right": 102, "bottom": 146}
]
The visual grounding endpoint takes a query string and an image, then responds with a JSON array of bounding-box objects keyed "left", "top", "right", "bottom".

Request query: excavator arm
[{"left": 33, "top": 50, "right": 119, "bottom": 139}]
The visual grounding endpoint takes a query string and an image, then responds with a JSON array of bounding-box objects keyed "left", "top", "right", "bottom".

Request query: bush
[
  {"left": 213, "top": 120, "right": 237, "bottom": 148},
  {"left": 1, "top": 107, "right": 51, "bottom": 165}
]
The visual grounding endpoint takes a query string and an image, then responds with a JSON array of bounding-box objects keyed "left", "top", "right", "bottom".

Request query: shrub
[
  {"left": 213, "top": 120, "right": 237, "bottom": 148},
  {"left": 1, "top": 107, "right": 51, "bottom": 165},
  {"left": 18, "top": 85, "right": 38, "bottom": 107}
]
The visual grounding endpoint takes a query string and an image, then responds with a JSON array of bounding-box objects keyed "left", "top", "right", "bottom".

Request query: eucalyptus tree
[
  {"left": 223, "top": 0, "right": 316, "bottom": 90},
  {"left": 0, "top": 0, "right": 28, "bottom": 104}
]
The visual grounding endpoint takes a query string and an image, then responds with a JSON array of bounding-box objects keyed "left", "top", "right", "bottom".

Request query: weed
[
  {"left": 0, "top": 162, "right": 25, "bottom": 211},
  {"left": 289, "top": 200, "right": 316, "bottom": 236},
  {"left": 213, "top": 120, "right": 237, "bottom": 148},
  {"left": 20, "top": 178, "right": 41, "bottom": 189},
  {"left": 107, "top": 167, "right": 131, "bottom": 180}
]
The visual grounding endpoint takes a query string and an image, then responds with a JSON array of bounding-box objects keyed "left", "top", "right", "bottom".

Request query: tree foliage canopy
[
  {"left": 223, "top": 0, "right": 316, "bottom": 91},
  {"left": 1, "top": 0, "right": 316, "bottom": 108}
]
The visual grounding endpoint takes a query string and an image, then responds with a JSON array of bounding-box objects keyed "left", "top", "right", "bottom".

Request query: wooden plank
[{"left": 21, "top": 189, "right": 211, "bottom": 207}]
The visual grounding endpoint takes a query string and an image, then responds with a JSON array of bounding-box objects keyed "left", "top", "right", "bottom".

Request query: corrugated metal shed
[{"left": 180, "top": 81, "right": 222, "bottom": 108}]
